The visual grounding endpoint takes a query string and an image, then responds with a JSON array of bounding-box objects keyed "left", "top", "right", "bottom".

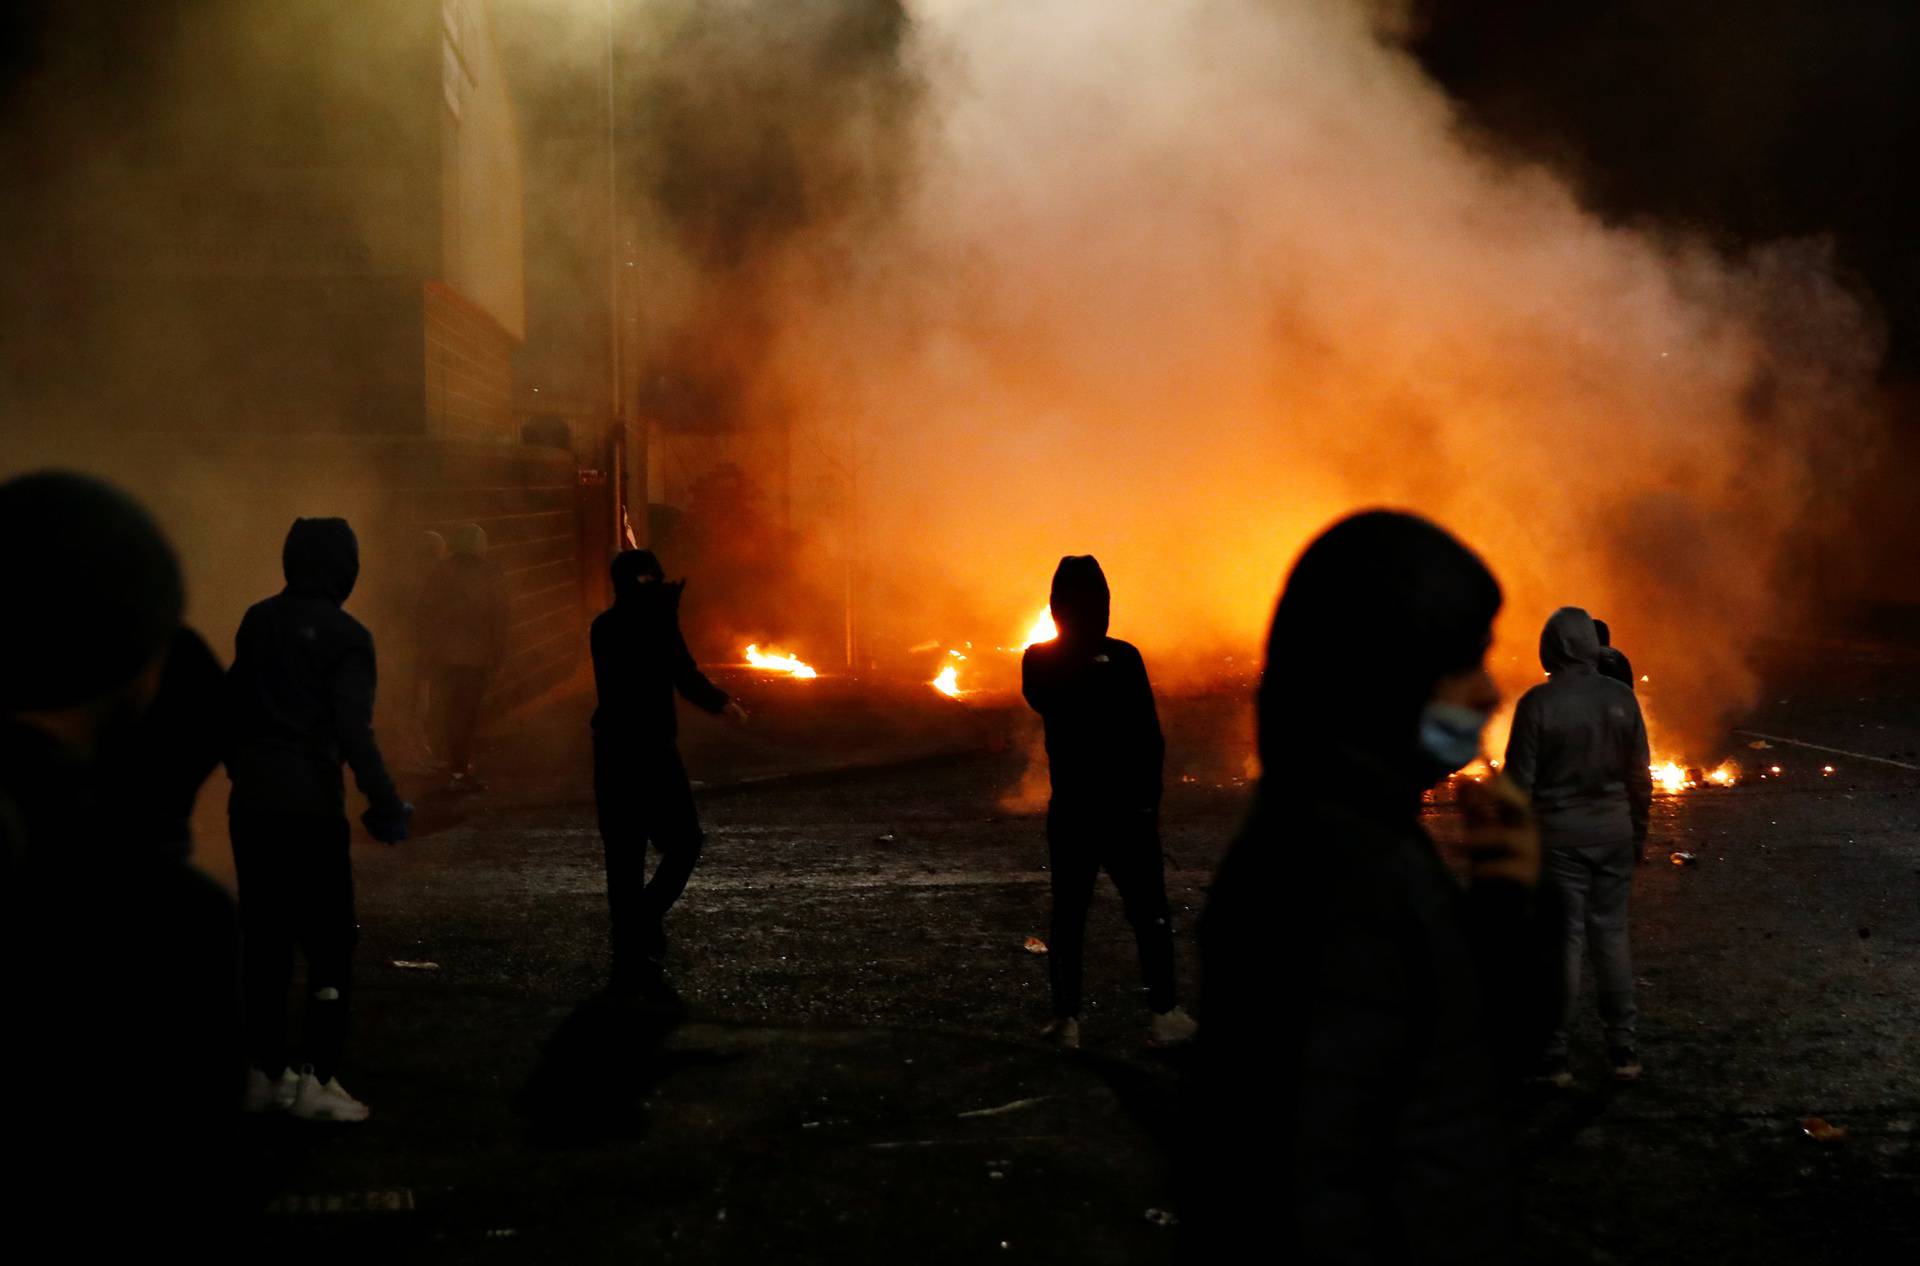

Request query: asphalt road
[{"left": 226, "top": 662, "right": 1920, "bottom": 1264}]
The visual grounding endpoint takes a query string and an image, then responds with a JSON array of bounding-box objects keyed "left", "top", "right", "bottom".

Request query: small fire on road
[
  {"left": 928, "top": 607, "right": 1058, "bottom": 697},
  {"left": 745, "top": 644, "right": 819, "bottom": 679}
]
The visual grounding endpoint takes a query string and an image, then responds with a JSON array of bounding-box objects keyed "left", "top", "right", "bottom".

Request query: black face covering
[
  {"left": 1258, "top": 510, "right": 1501, "bottom": 800},
  {"left": 610, "top": 549, "right": 668, "bottom": 603},
  {"left": 282, "top": 517, "right": 360, "bottom": 605},
  {"left": 1048, "top": 555, "right": 1111, "bottom": 644}
]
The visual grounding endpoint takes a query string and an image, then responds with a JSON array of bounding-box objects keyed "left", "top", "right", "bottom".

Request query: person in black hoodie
[
  {"left": 227, "top": 516, "right": 411, "bottom": 1123},
  {"left": 1591, "top": 617, "right": 1636, "bottom": 690},
  {"left": 590, "top": 549, "right": 745, "bottom": 992},
  {"left": 1021, "top": 554, "right": 1195, "bottom": 1050},
  {"left": 0, "top": 470, "right": 243, "bottom": 1250},
  {"left": 1188, "top": 510, "right": 1550, "bottom": 1264}
]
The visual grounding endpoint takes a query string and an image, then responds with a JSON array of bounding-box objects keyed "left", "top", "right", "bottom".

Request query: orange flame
[
  {"left": 1015, "top": 608, "right": 1057, "bottom": 650},
  {"left": 932, "top": 664, "right": 962, "bottom": 697},
  {"left": 744, "top": 644, "right": 818, "bottom": 679}
]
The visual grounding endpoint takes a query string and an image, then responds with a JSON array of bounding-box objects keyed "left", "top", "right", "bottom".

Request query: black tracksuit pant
[
  {"left": 434, "top": 665, "right": 490, "bottom": 773},
  {"left": 594, "top": 740, "right": 704, "bottom": 980},
  {"left": 230, "top": 812, "right": 356, "bottom": 1081},
  {"left": 1046, "top": 801, "right": 1178, "bottom": 1018}
]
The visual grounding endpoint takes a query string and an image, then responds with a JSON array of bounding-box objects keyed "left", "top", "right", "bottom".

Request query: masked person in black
[
  {"left": 0, "top": 471, "right": 243, "bottom": 1249},
  {"left": 1592, "top": 617, "right": 1636, "bottom": 690},
  {"left": 1021, "top": 555, "right": 1196, "bottom": 1050},
  {"left": 1188, "top": 510, "right": 1549, "bottom": 1264},
  {"left": 590, "top": 549, "right": 746, "bottom": 993},
  {"left": 227, "top": 517, "right": 411, "bottom": 1123}
]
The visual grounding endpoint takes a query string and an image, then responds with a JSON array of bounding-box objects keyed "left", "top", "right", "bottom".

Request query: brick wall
[{"left": 424, "top": 281, "right": 517, "bottom": 442}]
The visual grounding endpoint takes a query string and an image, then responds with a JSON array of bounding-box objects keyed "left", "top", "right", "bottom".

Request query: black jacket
[
  {"left": 590, "top": 580, "right": 729, "bottom": 746},
  {"left": 227, "top": 519, "right": 401, "bottom": 819},
  {"left": 1596, "top": 645, "right": 1635, "bottom": 689},
  {"left": 102, "top": 626, "right": 228, "bottom": 857},
  {"left": 1, "top": 718, "right": 243, "bottom": 1245},
  {"left": 1503, "top": 608, "right": 1652, "bottom": 848},
  {"left": 1192, "top": 511, "right": 1545, "bottom": 1264},
  {"left": 1020, "top": 555, "right": 1164, "bottom": 811}
]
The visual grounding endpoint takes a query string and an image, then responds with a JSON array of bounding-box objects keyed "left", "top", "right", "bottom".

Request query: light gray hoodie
[{"left": 1503, "top": 606, "right": 1652, "bottom": 848}]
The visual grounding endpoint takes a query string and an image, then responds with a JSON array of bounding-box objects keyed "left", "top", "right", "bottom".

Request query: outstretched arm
[
  {"left": 672, "top": 626, "right": 730, "bottom": 715},
  {"left": 333, "top": 639, "right": 403, "bottom": 816},
  {"left": 1131, "top": 647, "right": 1165, "bottom": 807}
]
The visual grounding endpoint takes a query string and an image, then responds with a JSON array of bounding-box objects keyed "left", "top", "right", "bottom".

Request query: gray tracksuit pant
[{"left": 1543, "top": 839, "right": 1638, "bottom": 1055}]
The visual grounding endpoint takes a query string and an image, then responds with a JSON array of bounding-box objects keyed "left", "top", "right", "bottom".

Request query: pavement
[{"left": 201, "top": 653, "right": 1920, "bottom": 1263}]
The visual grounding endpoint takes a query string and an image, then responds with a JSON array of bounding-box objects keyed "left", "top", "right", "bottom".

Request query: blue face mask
[{"left": 1418, "top": 701, "right": 1488, "bottom": 773}]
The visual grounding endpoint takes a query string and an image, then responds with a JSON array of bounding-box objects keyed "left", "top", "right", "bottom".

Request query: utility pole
[{"left": 606, "top": 0, "right": 634, "bottom": 546}]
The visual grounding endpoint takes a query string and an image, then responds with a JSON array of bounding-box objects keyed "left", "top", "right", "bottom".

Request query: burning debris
[
  {"left": 744, "top": 644, "right": 819, "bottom": 679},
  {"left": 926, "top": 608, "right": 1057, "bottom": 698},
  {"left": 1651, "top": 760, "right": 1742, "bottom": 794}
]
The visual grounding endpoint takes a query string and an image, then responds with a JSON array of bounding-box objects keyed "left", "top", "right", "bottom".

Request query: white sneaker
[
  {"left": 242, "top": 1067, "right": 299, "bottom": 1114},
  {"left": 290, "top": 1068, "right": 371, "bottom": 1123},
  {"left": 1148, "top": 1006, "right": 1198, "bottom": 1048},
  {"left": 1042, "top": 1016, "right": 1081, "bottom": 1050}
]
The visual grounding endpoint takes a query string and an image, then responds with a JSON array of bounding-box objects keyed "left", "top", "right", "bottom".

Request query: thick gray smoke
[{"left": 674, "top": 0, "right": 1883, "bottom": 755}]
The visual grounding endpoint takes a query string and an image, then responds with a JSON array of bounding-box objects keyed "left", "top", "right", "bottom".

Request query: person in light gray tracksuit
[{"left": 1503, "top": 606, "right": 1652, "bottom": 1085}]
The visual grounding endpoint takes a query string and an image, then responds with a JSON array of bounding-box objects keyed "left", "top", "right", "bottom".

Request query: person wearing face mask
[
  {"left": 227, "top": 517, "right": 412, "bottom": 1123},
  {"left": 1503, "top": 606, "right": 1651, "bottom": 1087},
  {"left": 0, "top": 471, "right": 243, "bottom": 1249},
  {"left": 590, "top": 549, "right": 747, "bottom": 995},
  {"left": 1186, "top": 510, "right": 1550, "bottom": 1264}
]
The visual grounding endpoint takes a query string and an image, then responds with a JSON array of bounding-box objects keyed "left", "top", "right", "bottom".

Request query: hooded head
[
  {"left": 1048, "top": 555, "right": 1111, "bottom": 643},
  {"left": 282, "top": 517, "right": 360, "bottom": 605},
  {"left": 1539, "top": 607, "right": 1601, "bottom": 674},
  {"left": 450, "top": 523, "right": 488, "bottom": 558},
  {"left": 610, "top": 549, "right": 668, "bottom": 604},
  {"left": 0, "top": 470, "right": 185, "bottom": 714},
  {"left": 1592, "top": 617, "right": 1612, "bottom": 648},
  {"left": 1258, "top": 510, "right": 1501, "bottom": 796}
]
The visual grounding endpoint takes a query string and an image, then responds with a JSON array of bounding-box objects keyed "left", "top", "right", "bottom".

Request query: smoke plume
[{"left": 664, "top": 0, "right": 1882, "bottom": 756}]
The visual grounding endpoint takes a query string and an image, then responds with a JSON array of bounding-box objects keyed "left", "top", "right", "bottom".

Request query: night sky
[{"left": 1411, "top": 0, "right": 1920, "bottom": 376}]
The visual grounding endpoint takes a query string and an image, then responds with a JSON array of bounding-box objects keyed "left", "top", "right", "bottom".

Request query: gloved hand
[{"left": 362, "top": 801, "right": 414, "bottom": 845}]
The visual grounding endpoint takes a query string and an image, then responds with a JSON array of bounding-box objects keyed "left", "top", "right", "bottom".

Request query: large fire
[
  {"left": 744, "top": 643, "right": 818, "bottom": 679},
  {"left": 932, "top": 664, "right": 962, "bottom": 697}
]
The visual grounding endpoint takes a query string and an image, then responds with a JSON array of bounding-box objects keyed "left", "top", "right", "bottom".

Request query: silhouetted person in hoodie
[
  {"left": 1020, "top": 555, "right": 1195, "bottom": 1049},
  {"left": 0, "top": 471, "right": 243, "bottom": 1250},
  {"left": 1504, "top": 606, "right": 1651, "bottom": 1086},
  {"left": 1592, "top": 617, "right": 1636, "bottom": 690},
  {"left": 227, "top": 517, "right": 411, "bottom": 1123},
  {"left": 423, "top": 522, "right": 509, "bottom": 790},
  {"left": 590, "top": 549, "right": 745, "bottom": 992},
  {"left": 1189, "top": 510, "right": 1550, "bottom": 1264}
]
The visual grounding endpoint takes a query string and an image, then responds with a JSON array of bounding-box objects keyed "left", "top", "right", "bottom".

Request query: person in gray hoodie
[{"left": 1503, "top": 606, "right": 1652, "bottom": 1085}]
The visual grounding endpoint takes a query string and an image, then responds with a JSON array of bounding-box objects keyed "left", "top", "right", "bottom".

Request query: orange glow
[
  {"left": 1653, "top": 761, "right": 1689, "bottom": 794},
  {"left": 744, "top": 644, "right": 818, "bottom": 679},
  {"left": 932, "top": 664, "right": 962, "bottom": 697},
  {"left": 1015, "top": 608, "right": 1058, "bottom": 650}
]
